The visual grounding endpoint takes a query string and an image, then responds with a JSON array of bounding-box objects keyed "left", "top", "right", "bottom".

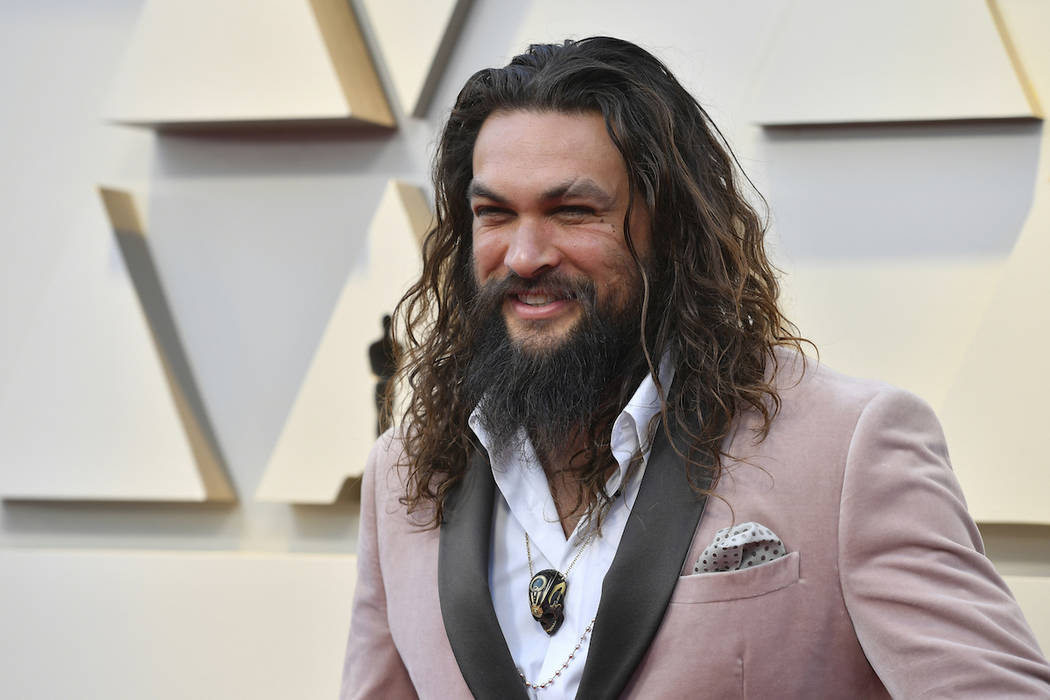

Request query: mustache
[{"left": 469, "top": 271, "right": 597, "bottom": 317}]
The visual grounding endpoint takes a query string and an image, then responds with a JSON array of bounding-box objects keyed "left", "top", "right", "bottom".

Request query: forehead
[{"left": 470, "top": 110, "right": 628, "bottom": 196}]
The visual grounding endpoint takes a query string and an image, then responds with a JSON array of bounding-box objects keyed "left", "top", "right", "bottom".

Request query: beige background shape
[
  {"left": 750, "top": 0, "right": 1036, "bottom": 125},
  {"left": 0, "top": 188, "right": 232, "bottom": 501},
  {"left": 107, "top": 0, "right": 393, "bottom": 127},
  {"left": 361, "top": 0, "right": 472, "bottom": 117},
  {"left": 781, "top": 259, "right": 1004, "bottom": 409},
  {"left": 939, "top": 0, "right": 1050, "bottom": 524},
  {"left": 1, "top": 2, "right": 1048, "bottom": 696},
  {"left": 100, "top": 187, "right": 235, "bottom": 501},
  {"left": 0, "top": 549, "right": 355, "bottom": 700},
  {"left": 254, "top": 181, "right": 429, "bottom": 504}
]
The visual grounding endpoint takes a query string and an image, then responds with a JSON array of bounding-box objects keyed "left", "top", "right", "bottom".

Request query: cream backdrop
[{"left": 0, "top": 1, "right": 1047, "bottom": 698}]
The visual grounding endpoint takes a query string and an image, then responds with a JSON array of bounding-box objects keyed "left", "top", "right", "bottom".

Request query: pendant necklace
[
  {"left": 518, "top": 616, "right": 597, "bottom": 690},
  {"left": 525, "top": 528, "right": 597, "bottom": 636}
]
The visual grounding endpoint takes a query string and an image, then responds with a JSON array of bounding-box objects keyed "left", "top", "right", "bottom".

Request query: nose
[{"left": 503, "top": 217, "right": 560, "bottom": 279}]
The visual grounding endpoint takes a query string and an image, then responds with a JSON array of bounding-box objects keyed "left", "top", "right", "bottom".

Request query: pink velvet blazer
[{"left": 342, "top": 353, "right": 1050, "bottom": 698}]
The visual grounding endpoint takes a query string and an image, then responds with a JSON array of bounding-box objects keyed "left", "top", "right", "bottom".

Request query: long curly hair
[{"left": 390, "top": 37, "right": 808, "bottom": 527}]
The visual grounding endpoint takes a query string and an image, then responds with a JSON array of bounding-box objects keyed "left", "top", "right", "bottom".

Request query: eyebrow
[
  {"left": 466, "top": 180, "right": 506, "bottom": 204},
  {"left": 467, "top": 177, "right": 616, "bottom": 208}
]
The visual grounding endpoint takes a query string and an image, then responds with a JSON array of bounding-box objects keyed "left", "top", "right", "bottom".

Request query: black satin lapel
[
  {"left": 577, "top": 420, "right": 713, "bottom": 699},
  {"left": 438, "top": 450, "right": 528, "bottom": 700}
]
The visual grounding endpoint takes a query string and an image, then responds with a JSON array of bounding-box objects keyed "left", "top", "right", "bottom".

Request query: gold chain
[
  {"left": 520, "top": 495, "right": 619, "bottom": 690},
  {"left": 525, "top": 527, "right": 597, "bottom": 579},
  {"left": 518, "top": 617, "right": 597, "bottom": 690}
]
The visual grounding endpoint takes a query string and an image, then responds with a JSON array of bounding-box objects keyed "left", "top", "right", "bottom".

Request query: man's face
[{"left": 469, "top": 110, "right": 651, "bottom": 353}]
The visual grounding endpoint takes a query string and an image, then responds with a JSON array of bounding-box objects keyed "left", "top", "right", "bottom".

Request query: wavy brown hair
[{"left": 390, "top": 37, "right": 808, "bottom": 527}]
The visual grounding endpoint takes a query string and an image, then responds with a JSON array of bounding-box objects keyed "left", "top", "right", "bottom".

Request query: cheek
[
  {"left": 565, "top": 236, "right": 636, "bottom": 283},
  {"left": 471, "top": 231, "right": 504, "bottom": 282}
]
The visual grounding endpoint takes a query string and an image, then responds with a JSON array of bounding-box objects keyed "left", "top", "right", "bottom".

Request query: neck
[{"left": 538, "top": 432, "right": 617, "bottom": 538}]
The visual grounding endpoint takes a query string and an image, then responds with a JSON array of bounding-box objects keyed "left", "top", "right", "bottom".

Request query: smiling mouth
[{"left": 511, "top": 290, "right": 575, "bottom": 306}]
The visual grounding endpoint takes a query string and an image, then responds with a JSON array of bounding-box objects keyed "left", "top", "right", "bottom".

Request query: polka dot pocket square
[{"left": 693, "top": 522, "right": 786, "bottom": 574}]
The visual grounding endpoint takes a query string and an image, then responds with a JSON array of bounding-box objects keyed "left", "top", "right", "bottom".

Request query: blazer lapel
[
  {"left": 439, "top": 450, "right": 529, "bottom": 700},
  {"left": 576, "top": 417, "right": 714, "bottom": 698}
]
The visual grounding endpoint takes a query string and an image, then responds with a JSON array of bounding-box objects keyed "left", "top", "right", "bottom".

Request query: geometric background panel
[
  {"left": 938, "top": 0, "right": 1050, "bottom": 524},
  {"left": 3, "top": 2, "right": 1050, "bottom": 697},
  {"left": 99, "top": 187, "right": 235, "bottom": 502},
  {"left": 766, "top": 117, "right": 1039, "bottom": 416},
  {"left": 751, "top": 0, "right": 1036, "bottom": 125},
  {"left": 781, "top": 258, "right": 1004, "bottom": 410},
  {"left": 762, "top": 121, "right": 1040, "bottom": 260},
  {"left": 107, "top": 0, "right": 393, "bottom": 128},
  {"left": 255, "top": 181, "right": 430, "bottom": 504},
  {"left": 0, "top": 188, "right": 234, "bottom": 501},
  {"left": 361, "top": 0, "right": 472, "bottom": 117}
]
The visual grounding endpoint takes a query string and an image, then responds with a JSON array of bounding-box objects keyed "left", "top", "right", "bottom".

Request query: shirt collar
[
  {"left": 468, "top": 354, "right": 675, "bottom": 492},
  {"left": 607, "top": 354, "right": 674, "bottom": 492}
]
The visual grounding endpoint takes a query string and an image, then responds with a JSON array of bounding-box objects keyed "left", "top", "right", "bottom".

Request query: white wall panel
[
  {"left": 751, "top": 0, "right": 1035, "bottom": 124},
  {"left": 766, "top": 119, "right": 1039, "bottom": 413},
  {"left": 142, "top": 172, "right": 390, "bottom": 512},
  {"left": 1, "top": 1, "right": 1048, "bottom": 696},
  {"left": 762, "top": 122, "right": 1039, "bottom": 260},
  {"left": 781, "top": 258, "right": 1003, "bottom": 409},
  {"left": 256, "top": 181, "right": 428, "bottom": 503},
  {"left": 0, "top": 191, "right": 233, "bottom": 501},
  {"left": 361, "top": 0, "right": 471, "bottom": 117},
  {"left": 107, "top": 0, "right": 393, "bottom": 127},
  {"left": 0, "top": 550, "right": 355, "bottom": 700},
  {"left": 0, "top": 2, "right": 154, "bottom": 390},
  {"left": 938, "top": 0, "right": 1050, "bottom": 524},
  {"left": 756, "top": 19, "right": 1047, "bottom": 519}
]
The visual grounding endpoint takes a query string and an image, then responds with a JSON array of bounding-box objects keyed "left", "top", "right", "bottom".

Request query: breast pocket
[{"left": 669, "top": 550, "right": 800, "bottom": 604}]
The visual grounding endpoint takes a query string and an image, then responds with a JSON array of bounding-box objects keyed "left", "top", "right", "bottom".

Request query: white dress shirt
[{"left": 469, "top": 358, "right": 672, "bottom": 699}]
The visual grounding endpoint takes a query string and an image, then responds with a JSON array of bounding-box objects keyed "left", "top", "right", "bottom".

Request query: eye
[
  {"left": 554, "top": 205, "right": 596, "bottom": 221},
  {"left": 472, "top": 205, "right": 513, "bottom": 223}
]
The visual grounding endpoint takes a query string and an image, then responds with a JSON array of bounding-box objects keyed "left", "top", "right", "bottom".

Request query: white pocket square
[{"left": 693, "top": 521, "right": 786, "bottom": 574}]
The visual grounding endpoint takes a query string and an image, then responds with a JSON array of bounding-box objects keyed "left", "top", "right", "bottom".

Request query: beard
[{"left": 463, "top": 270, "right": 646, "bottom": 460}]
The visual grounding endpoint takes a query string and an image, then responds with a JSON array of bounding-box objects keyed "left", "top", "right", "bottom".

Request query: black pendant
[{"left": 528, "top": 569, "right": 568, "bottom": 635}]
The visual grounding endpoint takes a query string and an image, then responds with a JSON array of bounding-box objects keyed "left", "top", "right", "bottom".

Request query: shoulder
[
  {"left": 363, "top": 428, "right": 407, "bottom": 497},
  {"left": 764, "top": 346, "right": 938, "bottom": 441},
  {"left": 361, "top": 428, "right": 435, "bottom": 527},
  {"left": 726, "top": 346, "right": 950, "bottom": 499},
  {"left": 770, "top": 346, "right": 895, "bottom": 407}
]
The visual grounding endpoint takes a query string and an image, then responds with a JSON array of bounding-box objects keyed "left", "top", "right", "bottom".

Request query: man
[{"left": 342, "top": 37, "right": 1050, "bottom": 698}]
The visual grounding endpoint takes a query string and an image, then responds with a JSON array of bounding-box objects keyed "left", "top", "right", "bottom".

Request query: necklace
[
  {"left": 518, "top": 616, "right": 597, "bottom": 690},
  {"left": 525, "top": 529, "right": 596, "bottom": 636}
]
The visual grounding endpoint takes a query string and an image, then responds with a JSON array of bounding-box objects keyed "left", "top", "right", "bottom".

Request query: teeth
[{"left": 517, "top": 292, "right": 566, "bottom": 306}]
